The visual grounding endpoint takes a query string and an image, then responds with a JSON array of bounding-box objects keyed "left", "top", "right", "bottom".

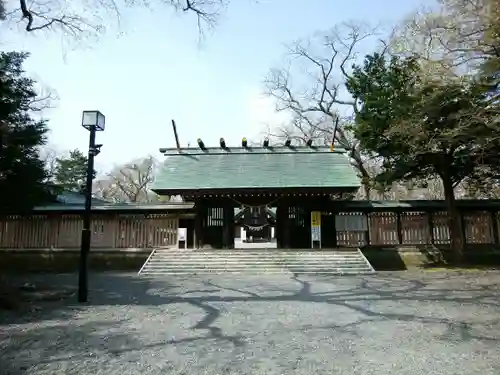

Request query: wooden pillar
[
  {"left": 460, "top": 211, "right": 467, "bottom": 246},
  {"left": 396, "top": 211, "right": 403, "bottom": 245},
  {"left": 331, "top": 209, "right": 338, "bottom": 248},
  {"left": 491, "top": 210, "right": 499, "bottom": 246},
  {"left": 275, "top": 205, "right": 283, "bottom": 248},
  {"left": 305, "top": 202, "right": 313, "bottom": 249},
  {"left": 427, "top": 211, "right": 435, "bottom": 245},
  {"left": 363, "top": 211, "right": 369, "bottom": 247},
  {"left": 276, "top": 198, "right": 289, "bottom": 249},
  {"left": 194, "top": 199, "right": 205, "bottom": 249},
  {"left": 223, "top": 199, "right": 234, "bottom": 249},
  {"left": 283, "top": 202, "right": 290, "bottom": 249},
  {"left": 321, "top": 201, "right": 337, "bottom": 248}
]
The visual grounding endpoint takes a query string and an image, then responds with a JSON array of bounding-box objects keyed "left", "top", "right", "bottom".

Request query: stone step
[
  {"left": 189, "top": 256, "right": 365, "bottom": 258},
  {"left": 142, "top": 264, "right": 371, "bottom": 270},
  {"left": 141, "top": 269, "right": 374, "bottom": 275},
  {"left": 142, "top": 265, "right": 373, "bottom": 270},
  {"left": 141, "top": 260, "right": 372, "bottom": 265},
  {"left": 138, "top": 249, "right": 374, "bottom": 276},
  {"left": 144, "top": 265, "right": 370, "bottom": 271},
  {"left": 150, "top": 256, "right": 365, "bottom": 259},
  {"left": 144, "top": 265, "right": 369, "bottom": 270},
  {"left": 146, "top": 257, "right": 367, "bottom": 262},
  {"left": 146, "top": 266, "right": 369, "bottom": 271},
  {"left": 155, "top": 250, "right": 358, "bottom": 256}
]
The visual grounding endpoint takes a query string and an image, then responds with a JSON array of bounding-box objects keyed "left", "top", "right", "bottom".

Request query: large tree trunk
[
  {"left": 347, "top": 145, "right": 371, "bottom": 199},
  {"left": 441, "top": 173, "right": 464, "bottom": 263},
  {"left": 362, "top": 183, "right": 371, "bottom": 200}
]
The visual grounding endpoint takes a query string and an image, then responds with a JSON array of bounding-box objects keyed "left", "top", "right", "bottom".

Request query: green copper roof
[{"left": 152, "top": 146, "right": 360, "bottom": 193}]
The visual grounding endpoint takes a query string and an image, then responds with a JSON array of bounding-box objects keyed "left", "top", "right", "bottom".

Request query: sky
[{"left": 1, "top": 0, "right": 430, "bottom": 172}]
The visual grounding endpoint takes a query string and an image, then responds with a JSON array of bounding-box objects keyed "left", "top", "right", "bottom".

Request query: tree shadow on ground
[{"left": 1, "top": 271, "right": 500, "bottom": 374}]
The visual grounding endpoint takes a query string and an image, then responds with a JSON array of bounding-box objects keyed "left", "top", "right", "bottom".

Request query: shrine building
[{"left": 152, "top": 138, "right": 360, "bottom": 249}]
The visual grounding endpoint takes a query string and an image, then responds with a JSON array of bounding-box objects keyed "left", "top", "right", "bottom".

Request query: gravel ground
[{"left": 1, "top": 271, "right": 500, "bottom": 375}]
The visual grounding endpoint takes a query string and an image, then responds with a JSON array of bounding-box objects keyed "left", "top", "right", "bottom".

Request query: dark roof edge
[
  {"left": 151, "top": 186, "right": 360, "bottom": 195},
  {"left": 335, "top": 199, "right": 500, "bottom": 210},
  {"left": 32, "top": 202, "right": 194, "bottom": 212},
  {"left": 12, "top": 199, "right": 500, "bottom": 215}
]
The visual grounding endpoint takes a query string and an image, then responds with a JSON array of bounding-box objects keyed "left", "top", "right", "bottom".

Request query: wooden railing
[{"left": 0, "top": 214, "right": 179, "bottom": 249}]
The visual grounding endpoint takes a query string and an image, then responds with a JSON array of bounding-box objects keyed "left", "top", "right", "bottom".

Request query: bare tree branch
[
  {"left": 264, "top": 22, "right": 381, "bottom": 198},
  {"left": 28, "top": 89, "right": 58, "bottom": 112},
  {"left": 39, "top": 146, "right": 59, "bottom": 180},
  {"left": 93, "top": 156, "right": 160, "bottom": 203},
  {"left": 3, "top": 0, "right": 230, "bottom": 43},
  {"left": 389, "top": 0, "right": 497, "bottom": 79},
  {"left": 181, "top": 0, "right": 227, "bottom": 33}
]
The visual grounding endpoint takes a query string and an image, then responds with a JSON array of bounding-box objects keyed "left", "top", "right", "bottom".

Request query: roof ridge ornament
[
  {"left": 219, "top": 137, "right": 226, "bottom": 149},
  {"left": 197, "top": 138, "right": 206, "bottom": 150}
]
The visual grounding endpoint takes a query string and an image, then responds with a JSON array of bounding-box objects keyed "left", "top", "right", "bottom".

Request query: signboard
[
  {"left": 311, "top": 227, "right": 321, "bottom": 241},
  {"left": 311, "top": 211, "right": 321, "bottom": 227},
  {"left": 178, "top": 228, "right": 187, "bottom": 241},
  {"left": 311, "top": 211, "right": 322, "bottom": 247},
  {"left": 178, "top": 227, "right": 187, "bottom": 245}
]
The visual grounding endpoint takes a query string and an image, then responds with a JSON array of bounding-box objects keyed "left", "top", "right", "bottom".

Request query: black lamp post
[{"left": 78, "top": 110, "right": 105, "bottom": 303}]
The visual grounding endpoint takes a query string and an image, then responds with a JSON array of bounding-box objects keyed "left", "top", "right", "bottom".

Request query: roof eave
[{"left": 152, "top": 186, "right": 360, "bottom": 196}]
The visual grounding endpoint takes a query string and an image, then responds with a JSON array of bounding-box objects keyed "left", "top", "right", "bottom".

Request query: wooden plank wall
[
  {"left": 0, "top": 214, "right": 178, "bottom": 249},
  {"left": 0, "top": 210, "right": 499, "bottom": 249}
]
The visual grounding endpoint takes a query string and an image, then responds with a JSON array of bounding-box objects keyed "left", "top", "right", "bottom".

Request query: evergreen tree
[
  {"left": 0, "top": 0, "right": 5, "bottom": 20},
  {"left": 0, "top": 52, "right": 52, "bottom": 213},
  {"left": 54, "top": 149, "right": 88, "bottom": 192},
  {"left": 346, "top": 53, "right": 500, "bottom": 262}
]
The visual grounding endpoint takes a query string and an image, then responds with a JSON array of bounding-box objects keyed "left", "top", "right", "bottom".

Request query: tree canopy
[
  {"left": 0, "top": 51, "right": 53, "bottom": 213},
  {"left": 53, "top": 149, "right": 88, "bottom": 193},
  {"left": 346, "top": 51, "right": 500, "bottom": 259}
]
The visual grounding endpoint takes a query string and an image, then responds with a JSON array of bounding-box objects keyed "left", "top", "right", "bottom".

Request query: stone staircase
[{"left": 138, "top": 248, "right": 375, "bottom": 276}]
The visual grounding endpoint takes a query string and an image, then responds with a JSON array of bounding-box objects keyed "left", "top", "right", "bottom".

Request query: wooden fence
[
  {"left": 0, "top": 214, "right": 179, "bottom": 249},
  {"left": 0, "top": 209, "right": 499, "bottom": 250},
  {"left": 335, "top": 211, "right": 500, "bottom": 247}
]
